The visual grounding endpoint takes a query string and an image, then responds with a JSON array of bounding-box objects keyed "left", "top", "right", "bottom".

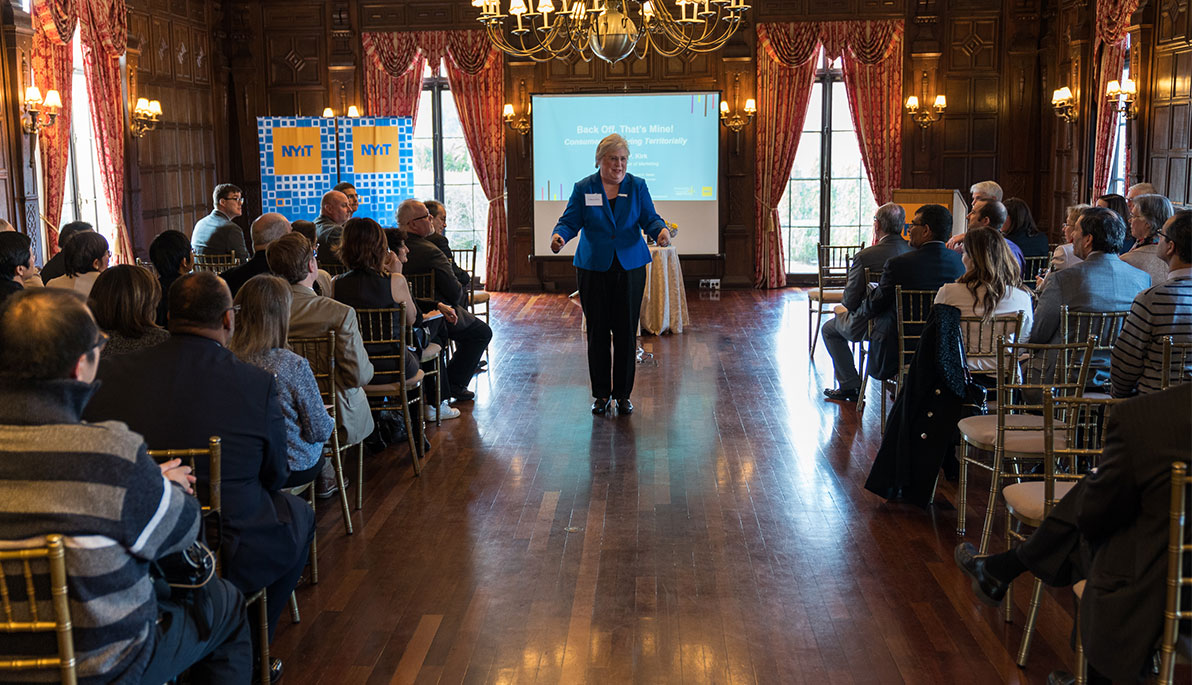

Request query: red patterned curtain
[
  {"left": 1091, "top": 0, "right": 1138, "bottom": 195},
  {"left": 80, "top": 0, "right": 133, "bottom": 263},
  {"left": 754, "top": 23, "right": 820, "bottom": 288},
  {"left": 836, "top": 21, "right": 904, "bottom": 205},
  {"left": 31, "top": 0, "right": 78, "bottom": 255},
  {"left": 444, "top": 32, "right": 508, "bottom": 291},
  {"left": 362, "top": 32, "right": 426, "bottom": 125}
]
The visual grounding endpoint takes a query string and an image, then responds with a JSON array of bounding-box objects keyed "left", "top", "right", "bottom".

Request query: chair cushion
[
  {"left": 809, "top": 289, "right": 845, "bottom": 303},
  {"left": 1082, "top": 391, "right": 1111, "bottom": 400},
  {"left": 1003, "top": 480, "right": 1078, "bottom": 525},
  {"left": 421, "top": 342, "right": 442, "bottom": 363},
  {"left": 470, "top": 291, "right": 490, "bottom": 304},
  {"left": 957, "top": 414, "right": 1066, "bottom": 454},
  {"left": 364, "top": 369, "right": 424, "bottom": 394}
]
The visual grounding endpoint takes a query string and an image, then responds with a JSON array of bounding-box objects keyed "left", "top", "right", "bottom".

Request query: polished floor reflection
[{"left": 273, "top": 289, "right": 1078, "bottom": 684}]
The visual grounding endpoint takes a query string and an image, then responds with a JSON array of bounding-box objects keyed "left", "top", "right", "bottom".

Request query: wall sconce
[
  {"left": 1106, "top": 78, "right": 1138, "bottom": 120},
  {"left": 502, "top": 103, "right": 531, "bottom": 136},
  {"left": 21, "top": 86, "right": 62, "bottom": 135},
  {"left": 719, "top": 73, "right": 756, "bottom": 134},
  {"left": 904, "top": 94, "right": 946, "bottom": 128},
  {"left": 130, "top": 98, "right": 162, "bottom": 138},
  {"left": 1051, "top": 87, "right": 1077, "bottom": 123}
]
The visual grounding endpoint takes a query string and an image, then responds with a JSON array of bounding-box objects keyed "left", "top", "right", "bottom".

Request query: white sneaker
[{"left": 425, "top": 401, "right": 460, "bottom": 421}]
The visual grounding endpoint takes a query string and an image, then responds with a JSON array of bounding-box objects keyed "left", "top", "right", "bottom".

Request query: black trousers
[
  {"left": 444, "top": 307, "right": 493, "bottom": 391},
  {"left": 577, "top": 261, "right": 647, "bottom": 400},
  {"left": 140, "top": 576, "right": 253, "bottom": 684}
]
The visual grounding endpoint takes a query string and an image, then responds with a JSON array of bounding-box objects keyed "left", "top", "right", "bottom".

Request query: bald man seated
[
  {"left": 220, "top": 212, "right": 292, "bottom": 296},
  {"left": 315, "top": 190, "right": 351, "bottom": 266}
]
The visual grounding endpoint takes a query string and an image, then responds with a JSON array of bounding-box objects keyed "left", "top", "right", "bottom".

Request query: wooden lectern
[{"left": 891, "top": 189, "right": 969, "bottom": 240}]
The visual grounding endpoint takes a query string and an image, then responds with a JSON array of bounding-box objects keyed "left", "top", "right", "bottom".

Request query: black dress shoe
[
  {"left": 450, "top": 386, "right": 475, "bottom": 401},
  {"left": 823, "top": 387, "right": 859, "bottom": 402},
  {"left": 616, "top": 399, "right": 633, "bottom": 415},
  {"left": 592, "top": 398, "right": 611, "bottom": 415},
  {"left": 954, "top": 542, "right": 1009, "bottom": 607}
]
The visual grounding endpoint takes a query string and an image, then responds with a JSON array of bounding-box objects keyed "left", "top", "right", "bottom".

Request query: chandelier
[{"left": 472, "top": 1, "right": 751, "bottom": 64}]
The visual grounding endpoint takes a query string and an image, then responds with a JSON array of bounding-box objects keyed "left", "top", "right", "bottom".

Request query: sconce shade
[
  {"left": 933, "top": 94, "right": 946, "bottom": 109},
  {"left": 744, "top": 98, "right": 756, "bottom": 114},
  {"left": 322, "top": 107, "right": 334, "bottom": 117},
  {"left": 1121, "top": 78, "right": 1137, "bottom": 95},
  {"left": 148, "top": 100, "right": 162, "bottom": 116},
  {"left": 720, "top": 100, "right": 728, "bottom": 113},
  {"left": 1106, "top": 80, "right": 1121, "bottom": 96},
  {"left": 1052, "top": 87, "right": 1073, "bottom": 104},
  {"left": 23, "top": 86, "right": 42, "bottom": 106},
  {"left": 509, "top": 0, "right": 528, "bottom": 15},
  {"left": 347, "top": 105, "right": 360, "bottom": 117},
  {"left": 904, "top": 95, "right": 919, "bottom": 110},
  {"left": 43, "top": 89, "right": 62, "bottom": 109},
  {"left": 135, "top": 97, "right": 150, "bottom": 114},
  {"left": 503, "top": 103, "right": 515, "bottom": 119}
]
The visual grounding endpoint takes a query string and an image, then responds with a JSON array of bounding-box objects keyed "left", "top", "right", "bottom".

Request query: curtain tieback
[
  {"left": 755, "top": 194, "right": 782, "bottom": 233},
  {"left": 487, "top": 193, "right": 507, "bottom": 205}
]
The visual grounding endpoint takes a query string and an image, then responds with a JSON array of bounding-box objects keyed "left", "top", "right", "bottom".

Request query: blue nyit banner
[{"left": 258, "top": 116, "right": 415, "bottom": 225}]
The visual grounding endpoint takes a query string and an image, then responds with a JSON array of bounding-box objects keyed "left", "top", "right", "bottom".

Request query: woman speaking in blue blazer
[{"left": 551, "top": 133, "right": 671, "bottom": 416}]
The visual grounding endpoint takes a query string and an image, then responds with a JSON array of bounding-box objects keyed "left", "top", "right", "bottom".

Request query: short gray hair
[
  {"left": 396, "top": 198, "right": 427, "bottom": 228},
  {"left": 1065, "top": 203, "right": 1091, "bottom": 226},
  {"left": 1133, "top": 193, "right": 1174, "bottom": 241},
  {"left": 875, "top": 203, "right": 905, "bottom": 236},
  {"left": 969, "top": 180, "right": 1003, "bottom": 202},
  {"left": 595, "top": 134, "right": 629, "bottom": 166},
  {"left": 1128, "top": 182, "right": 1157, "bottom": 198}
]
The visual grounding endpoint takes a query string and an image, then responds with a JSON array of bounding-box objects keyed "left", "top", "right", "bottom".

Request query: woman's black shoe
[
  {"left": 616, "top": 399, "right": 633, "bottom": 414},
  {"left": 592, "top": 398, "right": 611, "bottom": 415}
]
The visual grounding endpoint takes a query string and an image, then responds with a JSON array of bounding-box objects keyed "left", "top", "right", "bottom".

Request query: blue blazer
[{"left": 552, "top": 172, "right": 667, "bottom": 271}]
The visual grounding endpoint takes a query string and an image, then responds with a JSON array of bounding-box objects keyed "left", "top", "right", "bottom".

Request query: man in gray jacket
[{"left": 192, "top": 183, "right": 250, "bottom": 259}]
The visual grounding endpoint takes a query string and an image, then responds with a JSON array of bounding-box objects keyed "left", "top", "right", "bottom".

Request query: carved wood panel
[
  {"left": 266, "top": 36, "right": 324, "bottom": 87},
  {"left": 1148, "top": 45, "right": 1192, "bottom": 205}
]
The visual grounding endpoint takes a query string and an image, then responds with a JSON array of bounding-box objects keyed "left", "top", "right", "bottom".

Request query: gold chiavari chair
[
  {"left": 1022, "top": 254, "right": 1051, "bottom": 290},
  {"left": 1061, "top": 306, "right": 1130, "bottom": 397},
  {"left": 134, "top": 257, "right": 157, "bottom": 275},
  {"left": 148, "top": 438, "right": 278, "bottom": 685},
  {"left": 808, "top": 243, "right": 861, "bottom": 355},
  {"left": 874, "top": 286, "right": 939, "bottom": 432},
  {"left": 0, "top": 535, "right": 76, "bottom": 685},
  {"left": 287, "top": 332, "right": 355, "bottom": 534},
  {"left": 449, "top": 246, "right": 489, "bottom": 323},
  {"left": 1161, "top": 336, "right": 1192, "bottom": 390},
  {"left": 956, "top": 337, "right": 1096, "bottom": 552},
  {"left": 356, "top": 306, "right": 425, "bottom": 480},
  {"left": 321, "top": 263, "right": 349, "bottom": 277},
  {"left": 192, "top": 253, "right": 241, "bottom": 273},
  {"left": 1158, "top": 461, "right": 1192, "bottom": 685},
  {"left": 1002, "top": 392, "right": 1122, "bottom": 666}
]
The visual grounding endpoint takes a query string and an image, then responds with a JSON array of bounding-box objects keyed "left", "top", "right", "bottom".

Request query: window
[
  {"left": 57, "top": 30, "right": 117, "bottom": 248},
  {"left": 412, "top": 61, "right": 487, "bottom": 282},
  {"left": 1105, "top": 38, "right": 1131, "bottom": 197},
  {"left": 777, "top": 50, "right": 877, "bottom": 274}
]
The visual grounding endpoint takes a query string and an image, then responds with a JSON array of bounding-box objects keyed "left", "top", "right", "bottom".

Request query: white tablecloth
[{"left": 640, "top": 245, "right": 690, "bottom": 335}]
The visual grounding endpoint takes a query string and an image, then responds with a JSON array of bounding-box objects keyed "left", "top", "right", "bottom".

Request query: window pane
[
  {"left": 831, "top": 83, "right": 853, "bottom": 131},
  {"left": 780, "top": 178, "right": 820, "bottom": 273},
  {"left": 803, "top": 82, "right": 823, "bottom": 132},
  {"left": 830, "top": 130, "right": 862, "bottom": 179},
  {"left": 413, "top": 90, "right": 434, "bottom": 186},
  {"left": 441, "top": 92, "right": 464, "bottom": 138},
  {"left": 792, "top": 130, "right": 821, "bottom": 180}
]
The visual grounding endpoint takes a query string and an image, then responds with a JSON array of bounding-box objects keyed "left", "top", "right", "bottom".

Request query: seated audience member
[
  {"left": 268, "top": 233, "right": 375, "bottom": 473},
  {"left": 970, "top": 180, "right": 1003, "bottom": 203},
  {"left": 0, "top": 230, "right": 34, "bottom": 304},
  {"left": 292, "top": 219, "right": 318, "bottom": 246},
  {"left": 1126, "top": 181, "right": 1157, "bottom": 207},
  {"left": 1046, "top": 203, "right": 1090, "bottom": 276},
  {"left": 1122, "top": 193, "right": 1175, "bottom": 286},
  {"left": 83, "top": 272, "right": 313, "bottom": 657},
  {"left": 1030, "top": 206, "right": 1151, "bottom": 387},
  {"left": 955, "top": 199, "right": 1025, "bottom": 275},
  {"left": 0, "top": 288, "right": 251, "bottom": 683},
  {"left": 1003, "top": 197, "right": 1050, "bottom": 257},
  {"left": 334, "top": 181, "right": 359, "bottom": 218},
  {"left": 955, "top": 382, "right": 1191, "bottom": 685},
  {"left": 820, "top": 203, "right": 911, "bottom": 398},
  {"left": 40, "top": 220, "right": 92, "bottom": 282},
  {"left": 221, "top": 212, "right": 291, "bottom": 296},
  {"left": 1111, "top": 210, "right": 1192, "bottom": 397},
  {"left": 826, "top": 204, "right": 965, "bottom": 401},
  {"left": 45, "top": 231, "right": 109, "bottom": 297},
  {"left": 192, "top": 183, "right": 249, "bottom": 260},
  {"left": 230, "top": 274, "right": 334, "bottom": 487},
  {"left": 934, "top": 227, "right": 1033, "bottom": 372},
  {"left": 87, "top": 264, "right": 170, "bottom": 355},
  {"left": 291, "top": 219, "right": 334, "bottom": 295},
  {"left": 0, "top": 219, "right": 43, "bottom": 287},
  {"left": 314, "top": 190, "right": 351, "bottom": 266},
  {"left": 334, "top": 217, "right": 458, "bottom": 421},
  {"left": 1095, "top": 193, "right": 1132, "bottom": 253},
  {"left": 398, "top": 198, "right": 493, "bottom": 401},
  {"left": 424, "top": 199, "right": 470, "bottom": 288},
  {"left": 149, "top": 229, "right": 195, "bottom": 326}
]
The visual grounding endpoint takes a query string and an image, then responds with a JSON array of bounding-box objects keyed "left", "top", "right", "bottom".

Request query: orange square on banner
[
  {"left": 273, "top": 127, "right": 322, "bottom": 175},
  {"left": 353, "top": 126, "right": 403, "bottom": 174}
]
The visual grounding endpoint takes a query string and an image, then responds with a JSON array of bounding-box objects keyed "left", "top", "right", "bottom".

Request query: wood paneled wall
[
  {"left": 1, "top": 3, "right": 40, "bottom": 261},
  {"left": 126, "top": 0, "right": 220, "bottom": 257},
  {"left": 1143, "top": 3, "right": 1192, "bottom": 206}
]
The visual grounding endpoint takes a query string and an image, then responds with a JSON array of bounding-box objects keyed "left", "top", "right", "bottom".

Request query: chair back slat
[
  {"left": 287, "top": 332, "right": 338, "bottom": 425},
  {"left": 1022, "top": 255, "right": 1050, "bottom": 287},
  {"left": 958, "top": 311, "right": 1026, "bottom": 369},
  {"left": 1061, "top": 306, "right": 1130, "bottom": 354},
  {"left": 1161, "top": 336, "right": 1192, "bottom": 390},
  {"left": 407, "top": 272, "right": 435, "bottom": 302},
  {"left": 355, "top": 306, "right": 410, "bottom": 386},
  {"left": 894, "top": 286, "right": 940, "bottom": 380},
  {"left": 192, "top": 253, "right": 240, "bottom": 273},
  {"left": 816, "top": 244, "right": 861, "bottom": 292},
  {"left": 995, "top": 337, "right": 1097, "bottom": 416},
  {"left": 1159, "top": 462, "right": 1191, "bottom": 685},
  {"left": 0, "top": 535, "right": 78, "bottom": 684},
  {"left": 322, "top": 263, "right": 349, "bottom": 277},
  {"left": 146, "top": 437, "right": 223, "bottom": 527}
]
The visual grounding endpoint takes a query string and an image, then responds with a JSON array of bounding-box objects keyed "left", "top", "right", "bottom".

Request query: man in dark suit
[
  {"left": 192, "top": 184, "right": 249, "bottom": 260},
  {"left": 399, "top": 199, "right": 492, "bottom": 401},
  {"left": 820, "top": 203, "right": 912, "bottom": 400},
  {"left": 83, "top": 272, "right": 313, "bottom": 659},
  {"left": 424, "top": 199, "right": 470, "bottom": 288},
  {"left": 220, "top": 212, "right": 291, "bottom": 296},
  {"left": 955, "top": 382, "right": 1191, "bottom": 684},
  {"left": 824, "top": 204, "right": 965, "bottom": 401}
]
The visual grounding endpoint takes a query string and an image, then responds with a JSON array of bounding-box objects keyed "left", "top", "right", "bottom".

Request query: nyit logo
[
  {"left": 280, "top": 144, "right": 315, "bottom": 157},
  {"left": 360, "top": 143, "right": 392, "bottom": 156}
]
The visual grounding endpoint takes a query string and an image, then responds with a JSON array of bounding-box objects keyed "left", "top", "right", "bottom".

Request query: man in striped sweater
[
  {"left": 1111, "top": 209, "right": 1192, "bottom": 396},
  {"left": 0, "top": 288, "right": 250, "bottom": 684}
]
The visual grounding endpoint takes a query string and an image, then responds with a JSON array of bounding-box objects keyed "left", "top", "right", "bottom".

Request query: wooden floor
[{"left": 273, "top": 289, "right": 1083, "bottom": 685}]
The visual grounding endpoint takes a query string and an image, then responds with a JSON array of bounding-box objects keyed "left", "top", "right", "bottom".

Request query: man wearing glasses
[{"left": 192, "top": 183, "right": 250, "bottom": 260}]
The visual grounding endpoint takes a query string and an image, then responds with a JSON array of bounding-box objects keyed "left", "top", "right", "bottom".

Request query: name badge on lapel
[{"left": 585, "top": 193, "right": 603, "bottom": 207}]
